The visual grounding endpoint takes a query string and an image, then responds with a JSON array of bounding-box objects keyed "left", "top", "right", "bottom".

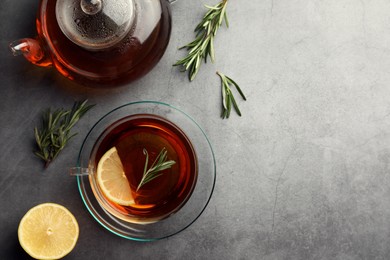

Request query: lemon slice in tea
[
  {"left": 18, "top": 203, "right": 79, "bottom": 260},
  {"left": 97, "top": 146, "right": 134, "bottom": 206}
]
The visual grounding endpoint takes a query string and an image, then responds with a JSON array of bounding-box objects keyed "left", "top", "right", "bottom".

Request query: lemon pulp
[
  {"left": 18, "top": 203, "right": 79, "bottom": 260},
  {"left": 97, "top": 146, "right": 134, "bottom": 206}
]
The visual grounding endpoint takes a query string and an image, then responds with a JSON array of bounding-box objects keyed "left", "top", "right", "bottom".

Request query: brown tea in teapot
[{"left": 11, "top": 0, "right": 172, "bottom": 86}]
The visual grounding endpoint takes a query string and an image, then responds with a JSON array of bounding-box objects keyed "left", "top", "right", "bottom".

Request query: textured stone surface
[{"left": 1, "top": 0, "right": 390, "bottom": 259}]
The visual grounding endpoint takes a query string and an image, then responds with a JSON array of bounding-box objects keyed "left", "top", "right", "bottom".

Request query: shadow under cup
[
  {"left": 76, "top": 101, "right": 216, "bottom": 241},
  {"left": 89, "top": 114, "right": 198, "bottom": 224}
]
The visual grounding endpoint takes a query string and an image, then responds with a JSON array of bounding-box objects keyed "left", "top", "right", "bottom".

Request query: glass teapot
[{"left": 10, "top": 0, "right": 175, "bottom": 86}]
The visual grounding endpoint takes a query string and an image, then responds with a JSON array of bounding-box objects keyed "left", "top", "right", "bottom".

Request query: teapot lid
[{"left": 56, "top": 0, "right": 135, "bottom": 50}]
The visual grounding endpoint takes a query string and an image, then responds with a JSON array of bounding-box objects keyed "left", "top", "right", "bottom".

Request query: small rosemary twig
[
  {"left": 34, "top": 100, "right": 94, "bottom": 168},
  {"left": 173, "top": 0, "right": 229, "bottom": 81},
  {"left": 136, "top": 147, "right": 176, "bottom": 191},
  {"left": 217, "top": 72, "right": 247, "bottom": 119}
]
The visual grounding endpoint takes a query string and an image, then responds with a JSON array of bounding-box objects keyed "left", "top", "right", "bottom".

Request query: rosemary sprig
[
  {"left": 34, "top": 100, "right": 94, "bottom": 168},
  {"left": 217, "top": 72, "right": 247, "bottom": 119},
  {"left": 173, "top": 0, "right": 229, "bottom": 81},
  {"left": 136, "top": 147, "right": 176, "bottom": 192}
]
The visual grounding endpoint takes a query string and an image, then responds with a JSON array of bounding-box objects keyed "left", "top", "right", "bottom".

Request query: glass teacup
[
  {"left": 70, "top": 102, "right": 216, "bottom": 240},
  {"left": 72, "top": 113, "right": 198, "bottom": 224}
]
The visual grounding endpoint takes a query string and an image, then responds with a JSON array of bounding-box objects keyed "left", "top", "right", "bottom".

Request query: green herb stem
[
  {"left": 34, "top": 100, "right": 94, "bottom": 168},
  {"left": 217, "top": 72, "right": 247, "bottom": 119},
  {"left": 173, "top": 0, "right": 229, "bottom": 81},
  {"left": 136, "top": 147, "right": 176, "bottom": 192}
]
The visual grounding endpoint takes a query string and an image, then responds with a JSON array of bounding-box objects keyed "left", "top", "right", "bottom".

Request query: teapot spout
[{"left": 9, "top": 38, "right": 52, "bottom": 67}]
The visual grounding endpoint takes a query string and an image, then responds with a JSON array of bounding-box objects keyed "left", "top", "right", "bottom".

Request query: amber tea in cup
[
  {"left": 74, "top": 102, "right": 216, "bottom": 240},
  {"left": 88, "top": 114, "right": 198, "bottom": 224}
]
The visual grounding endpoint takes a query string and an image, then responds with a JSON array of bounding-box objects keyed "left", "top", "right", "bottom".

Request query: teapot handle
[{"left": 9, "top": 38, "right": 52, "bottom": 67}]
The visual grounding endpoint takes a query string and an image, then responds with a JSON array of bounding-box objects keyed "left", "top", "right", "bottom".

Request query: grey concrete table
[{"left": 1, "top": 0, "right": 390, "bottom": 259}]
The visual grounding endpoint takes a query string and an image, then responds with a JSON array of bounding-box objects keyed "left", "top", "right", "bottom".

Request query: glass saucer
[{"left": 76, "top": 101, "right": 216, "bottom": 241}]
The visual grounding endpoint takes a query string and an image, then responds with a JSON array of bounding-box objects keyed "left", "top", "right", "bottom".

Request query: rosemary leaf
[
  {"left": 34, "top": 100, "right": 94, "bottom": 168},
  {"left": 226, "top": 91, "right": 232, "bottom": 118},
  {"left": 225, "top": 76, "right": 247, "bottom": 100},
  {"left": 230, "top": 92, "right": 242, "bottom": 116},
  {"left": 224, "top": 11, "right": 229, "bottom": 27}
]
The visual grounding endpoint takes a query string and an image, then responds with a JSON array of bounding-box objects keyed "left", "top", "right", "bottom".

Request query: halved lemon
[
  {"left": 97, "top": 146, "right": 134, "bottom": 206},
  {"left": 18, "top": 203, "right": 79, "bottom": 260}
]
